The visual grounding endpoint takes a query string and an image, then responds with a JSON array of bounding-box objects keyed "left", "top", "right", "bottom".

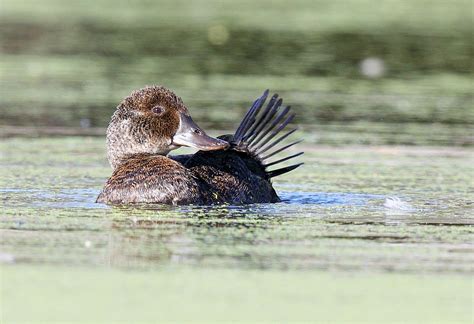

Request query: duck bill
[{"left": 172, "top": 114, "right": 229, "bottom": 151}]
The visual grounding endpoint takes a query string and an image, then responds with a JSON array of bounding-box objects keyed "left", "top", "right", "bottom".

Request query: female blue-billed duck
[{"left": 96, "top": 86, "right": 303, "bottom": 205}]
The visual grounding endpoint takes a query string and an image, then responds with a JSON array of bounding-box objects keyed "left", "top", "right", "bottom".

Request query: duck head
[{"left": 106, "top": 85, "right": 229, "bottom": 169}]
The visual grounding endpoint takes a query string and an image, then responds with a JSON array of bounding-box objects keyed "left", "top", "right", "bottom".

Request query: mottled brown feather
[{"left": 97, "top": 154, "right": 212, "bottom": 205}]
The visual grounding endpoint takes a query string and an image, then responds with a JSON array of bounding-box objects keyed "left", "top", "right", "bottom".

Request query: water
[
  {"left": 1, "top": 137, "right": 472, "bottom": 321},
  {"left": 1, "top": 1, "right": 473, "bottom": 148},
  {"left": 1, "top": 137, "right": 472, "bottom": 271}
]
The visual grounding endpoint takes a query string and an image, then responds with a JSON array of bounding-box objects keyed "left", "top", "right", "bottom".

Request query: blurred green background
[{"left": 0, "top": 0, "right": 472, "bottom": 145}]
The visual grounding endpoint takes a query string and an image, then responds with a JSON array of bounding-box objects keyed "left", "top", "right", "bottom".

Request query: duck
[{"left": 96, "top": 85, "right": 303, "bottom": 205}]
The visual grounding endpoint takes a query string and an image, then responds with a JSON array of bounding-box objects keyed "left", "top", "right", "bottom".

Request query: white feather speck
[{"left": 384, "top": 196, "right": 415, "bottom": 211}]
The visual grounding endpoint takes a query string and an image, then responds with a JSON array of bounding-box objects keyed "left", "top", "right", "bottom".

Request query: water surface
[{"left": 1, "top": 137, "right": 472, "bottom": 321}]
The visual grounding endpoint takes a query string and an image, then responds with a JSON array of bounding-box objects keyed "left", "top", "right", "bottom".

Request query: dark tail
[{"left": 232, "top": 90, "right": 304, "bottom": 178}]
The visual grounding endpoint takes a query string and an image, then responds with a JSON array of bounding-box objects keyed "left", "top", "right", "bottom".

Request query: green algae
[
  {"left": 0, "top": 137, "right": 473, "bottom": 321},
  {"left": 2, "top": 265, "right": 472, "bottom": 322},
  {"left": 1, "top": 137, "right": 472, "bottom": 270}
]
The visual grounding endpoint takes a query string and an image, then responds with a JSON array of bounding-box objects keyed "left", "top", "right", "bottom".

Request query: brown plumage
[{"left": 97, "top": 86, "right": 303, "bottom": 205}]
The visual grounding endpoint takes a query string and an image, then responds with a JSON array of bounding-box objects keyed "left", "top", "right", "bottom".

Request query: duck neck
[
  {"left": 109, "top": 152, "right": 169, "bottom": 170},
  {"left": 105, "top": 109, "right": 172, "bottom": 169}
]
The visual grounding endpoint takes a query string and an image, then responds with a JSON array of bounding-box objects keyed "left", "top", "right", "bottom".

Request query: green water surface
[{"left": 1, "top": 137, "right": 472, "bottom": 322}]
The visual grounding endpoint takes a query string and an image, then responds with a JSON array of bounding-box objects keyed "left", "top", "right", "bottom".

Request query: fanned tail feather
[{"left": 233, "top": 90, "right": 304, "bottom": 178}]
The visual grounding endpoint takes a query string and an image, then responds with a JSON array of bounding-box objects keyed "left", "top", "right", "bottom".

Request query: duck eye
[
  {"left": 193, "top": 128, "right": 202, "bottom": 135},
  {"left": 152, "top": 106, "right": 165, "bottom": 115}
]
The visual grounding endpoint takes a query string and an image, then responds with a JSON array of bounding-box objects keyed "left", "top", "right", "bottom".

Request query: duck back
[
  {"left": 173, "top": 89, "right": 304, "bottom": 204},
  {"left": 178, "top": 149, "right": 279, "bottom": 204}
]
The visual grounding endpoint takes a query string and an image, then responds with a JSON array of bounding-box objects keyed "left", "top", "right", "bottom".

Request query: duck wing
[
  {"left": 171, "top": 90, "right": 302, "bottom": 204},
  {"left": 231, "top": 90, "right": 304, "bottom": 178}
]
